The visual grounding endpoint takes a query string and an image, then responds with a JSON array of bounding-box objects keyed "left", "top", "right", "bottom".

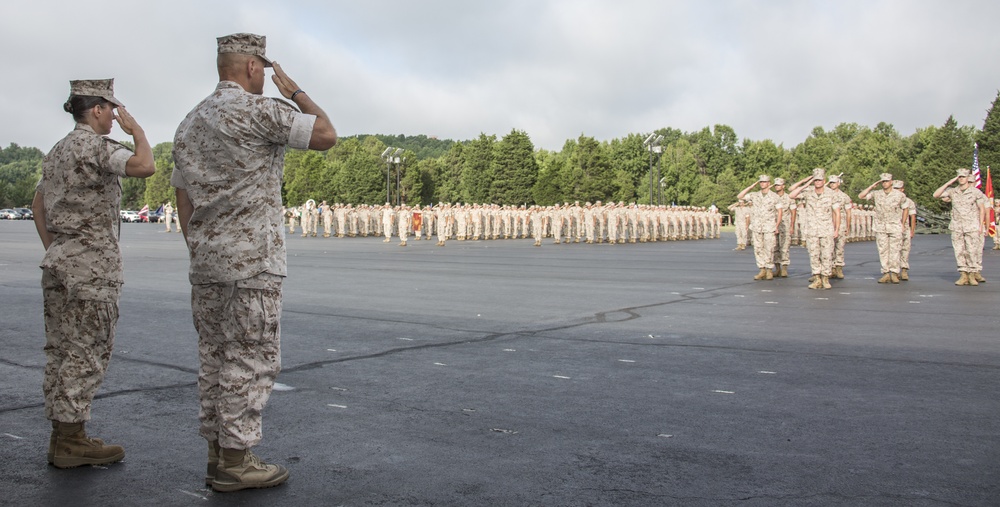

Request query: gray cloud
[{"left": 3, "top": 0, "right": 999, "bottom": 154}]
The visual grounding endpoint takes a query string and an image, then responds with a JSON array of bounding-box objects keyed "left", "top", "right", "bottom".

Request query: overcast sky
[{"left": 3, "top": 0, "right": 999, "bottom": 154}]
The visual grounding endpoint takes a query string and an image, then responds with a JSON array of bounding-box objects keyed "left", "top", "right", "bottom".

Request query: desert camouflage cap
[
  {"left": 758, "top": 174, "right": 771, "bottom": 182},
  {"left": 217, "top": 33, "right": 273, "bottom": 67},
  {"left": 827, "top": 174, "right": 841, "bottom": 183},
  {"left": 892, "top": 180, "right": 904, "bottom": 189},
  {"left": 956, "top": 168, "right": 971, "bottom": 177},
  {"left": 812, "top": 167, "right": 825, "bottom": 181},
  {"left": 69, "top": 78, "right": 124, "bottom": 107},
  {"left": 773, "top": 177, "right": 785, "bottom": 185},
  {"left": 880, "top": 173, "right": 893, "bottom": 181}
]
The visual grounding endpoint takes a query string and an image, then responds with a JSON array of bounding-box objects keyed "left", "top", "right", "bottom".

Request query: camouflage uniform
[
  {"left": 172, "top": 80, "right": 316, "bottom": 450},
  {"left": 829, "top": 187, "right": 853, "bottom": 271},
  {"left": 900, "top": 192, "right": 917, "bottom": 273},
  {"left": 865, "top": 188, "right": 907, "bottom": 276},
  {"left": 799, "top": 188, "right": 840, "bottom": 278},
  {"left": 772, "top": 191, "right": 794, "bottom": 271},
  {"left": 744, "top": 191, "right": 783, "bottom": 270},
  {"left": 37, "top": 123, "right": 134, "bottom": 423},
  {"left": 941, "top": 185, "right": 988, "bottom": 274}
]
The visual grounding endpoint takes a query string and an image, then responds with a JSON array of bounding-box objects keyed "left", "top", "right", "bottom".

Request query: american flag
[{"left": 972, "top": 143, "right": 982, "bottom": 189}]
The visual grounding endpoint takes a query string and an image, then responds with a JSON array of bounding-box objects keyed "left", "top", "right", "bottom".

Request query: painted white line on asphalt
[
  {"left": 503, "top": 349, "right": 516, "bottom": 352},
  {"left": 553, "top": 375, "right": 572, "bottom": 379},
  {"left": 490, "top": 428, "right": 518, "bottom": 434},
  {"left": 178, "top": 489, "right": 208, "bottom": 501},
  {"left": 671, "top": 292, "right": 681, "bottom": 295},
  {"left": 908, "top": 301, "right": 921, "bottom": 304},
  {"left": 734, "top": 294, "right": 745, "bottom": 297},
  {"left": 618, "top": 359, "right": 636, "bottom": 363},
  {"left": 761, "top": 289, "right": 773, "bottom": 293},
  {"left": 434, "top": 362, "right": 447, "bottom": 366},
  {"left": 397, "top": 337, "right": 414, "bottom": 341},
  {"left": 327, "top": 404, "right": 347, "bottom": 409},
  {"left": 758, "top": 371, "right": 777, "bottom": 374},
  {"left": 327, "top": 348, "right": 337, "bottom": 352},
  {"left": 765, "top": 301, "right": 778, "bottom": 304},
  {"left": 815, "top": 298, "right": 829, "bottom": 300},
  {"left": 329, "top": 387, "right": 347, "bottom": 392},
  {"left": 839, "top": 293, "right": 851, "bottom": 295},
  {"left": 272, "top": 382, "right": 294, "bottom": 391},
  {"left": 657, "top": 434, "right": 674, "bottom": 438},
  {"left": 712, "top": 390, "right": 735, "bottom": 394},
  {"left": 693, "top": 287, "right": 705, "bottom": 290},
  {"left": 3, "top": 433, "right": 24, "bottom": 440}
]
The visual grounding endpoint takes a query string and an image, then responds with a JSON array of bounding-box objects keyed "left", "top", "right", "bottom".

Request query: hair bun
[{"left": 63, "top": 101, "right": 74, "bottom": 113}]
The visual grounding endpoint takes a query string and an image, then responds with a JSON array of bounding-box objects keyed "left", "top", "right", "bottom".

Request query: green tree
[
  {"left": 909, "top": 116, "right": 971, "bottom": 213},
  {"left": 461, "top": 134, "right": 496, "bottom": 203},
  {"left": 491, "top": 129, "right": 538, "bottom": 204},
  {"left": 976, "top": 90, "right": 1000, "bottom": 197},
  {"left": 140, "top": 142, "right": 173, "bottom": 209}
]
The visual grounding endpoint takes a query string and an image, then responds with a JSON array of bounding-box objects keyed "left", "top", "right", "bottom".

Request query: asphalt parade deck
[{"left": 1, "top": 220, "right": 998, "bottom": 506}]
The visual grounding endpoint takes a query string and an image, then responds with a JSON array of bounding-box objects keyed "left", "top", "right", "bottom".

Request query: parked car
[
  {"left": 120, "top": 210, "right": 141, "bottom": 223},
  {"left": 0, "top": 209, "right": 18, "bottom": 220},
  {"left": 146, "top": 209, "right": 164, "bottom": 223},
  {"left": 14, "top": 207, "right": 32, "bottom": 220}
]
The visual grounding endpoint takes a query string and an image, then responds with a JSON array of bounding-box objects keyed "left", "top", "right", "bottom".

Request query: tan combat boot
[
  {"left": 878, "top": 273, "right": 891, "bottom": 283},
  {"left": 973, "top": 272, "right": 986, "bottom": 283},
  {"left": 206, "top": 440, "right": 221, "bottom": 486},
  {"left": 808, "top": 276, "right": 823, "bottom": 289},
  {"left": 890, "top": 272, "right": 900, "bottom": 284},
  {"left": 834, "top": 266, "right": 845, "bottom": 279},
  {"left": 51, "top": 422, "right": 124, "bottom": 469},
  {"left": 753, "top": 268, "right": 767, "bottom": 280},
  {"left": 212, "top": 448, "right": 289, "bottom": 492},
  {"left": 765, "top": 268, "right": 774, "bottom": 280},
  {"left": 778, "top": 265, "right": 788, "bottom": 278},
  {"left": 821, "top": 276, "right": 832, "bottom": 289},
  {"left": 955, "top": 272, "right": 970, "bottom": 286},
  {"left": 899, "top": 268, "right": 909, "bottom": 281},
  {"left": 968, "top": 272, "right": 979, "bottom": 286}
]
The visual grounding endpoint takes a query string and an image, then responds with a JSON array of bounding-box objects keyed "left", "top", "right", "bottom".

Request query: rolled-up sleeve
[{"left": 287, "top": 113, "right": 317, "bottom": 150}]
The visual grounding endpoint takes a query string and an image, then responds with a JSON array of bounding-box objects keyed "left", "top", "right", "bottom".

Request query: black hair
[{"left": 63, "top": 95, "right": 110, "bottom": 123}]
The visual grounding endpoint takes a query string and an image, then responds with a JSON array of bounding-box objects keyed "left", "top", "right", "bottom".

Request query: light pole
[
  {"left": 643, "top": 134, "right": 663, "bottom": 205},
  {"left": 381, "top": 147, "right": 394, "bottom": 205},
  {"left": 392, "top": 148, "right": 405, "bottom": 206}
]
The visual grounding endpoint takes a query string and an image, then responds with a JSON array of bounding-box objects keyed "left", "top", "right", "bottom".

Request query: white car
[{"left": 120, "top": 210, "right": 141, "bottom": 223}]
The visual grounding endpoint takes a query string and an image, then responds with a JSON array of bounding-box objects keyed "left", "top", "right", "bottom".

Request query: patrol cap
[
  {"left": 69, "top": 79, "right": 124, "bottom": 107},
  {"left": 892, "top": 180, "right": 904, "bottom": 189},
  {"left": 956, "top": 168, "right": 971, "bottom": 177},
  {"left": 812, "top": 168, "right": 825, "bottom": 181},
  {"left": 880, "top": 173, "right": 893, "bottom": 181},
  {"left": 827, "top": 174, "right": 841, "bottom": 184},
  {"left": 217, "top": 33, "right": 273, "bottom": 67},
  {"left": 759, "top": 175, "right": 771, "bottom": 183},
  {"left": 773, "top": 177, "right": 785, "bottom": 185}
]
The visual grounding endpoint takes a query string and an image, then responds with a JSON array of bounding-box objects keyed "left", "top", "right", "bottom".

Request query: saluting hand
[
  {"left": 270, "top": 62, "right": 301, "bottom": 99},
  {"left": 114, "top": 107, "right": 143, "bottom": 136}
]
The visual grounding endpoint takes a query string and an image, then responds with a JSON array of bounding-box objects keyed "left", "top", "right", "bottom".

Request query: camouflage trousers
[
  {"left": 900, "top": 231, "right": 912, "bottom": 269},
  {"left": 41, "top": 268, "right": 121, "bottom": 422},
  {"left": 805, "top": 235, "right": 834, "bottom": 276},
  {"left": 875, "top": 230, "right": 902, "bottom": 274},
  {"left": 192, "top": 272, "right": 282, "bottom": 450},
  {"left": 833, "top": 230, "right": 848, "bottom": 268},
  {"left": 772, "top": 220, "right": 791, "bottom": 266},
  {"left": 751, "top": 231, "right": 776, "bottom": 269},
  {"left": 951, "top": 230, "right": 984, "bottom": 272}
]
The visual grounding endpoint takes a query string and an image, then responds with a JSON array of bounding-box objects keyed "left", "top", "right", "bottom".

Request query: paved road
[{"left": 1, "top": 220, "right": 997, "bottom": 506}]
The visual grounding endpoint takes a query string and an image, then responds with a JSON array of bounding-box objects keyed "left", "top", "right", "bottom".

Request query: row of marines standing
[{"left": 284, "top": 201, "right": 723, "bottom": 247}]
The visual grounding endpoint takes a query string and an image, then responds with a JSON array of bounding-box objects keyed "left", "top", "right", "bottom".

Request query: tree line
[{"left": 3, "top": 91, "right": 999, "bottom": 214}]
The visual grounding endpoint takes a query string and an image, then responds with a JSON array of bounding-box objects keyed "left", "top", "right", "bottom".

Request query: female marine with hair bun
[{"left": 31, "top": 79, "right": 156, "bottom": 469}]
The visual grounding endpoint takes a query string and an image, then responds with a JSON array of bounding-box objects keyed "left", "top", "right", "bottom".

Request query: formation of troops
[
  {"left": 283, "top": 201, "right": 723, "bottom": 246},
  {"left": 731, "top": 168, "right": 993, "bottom": 289}
]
